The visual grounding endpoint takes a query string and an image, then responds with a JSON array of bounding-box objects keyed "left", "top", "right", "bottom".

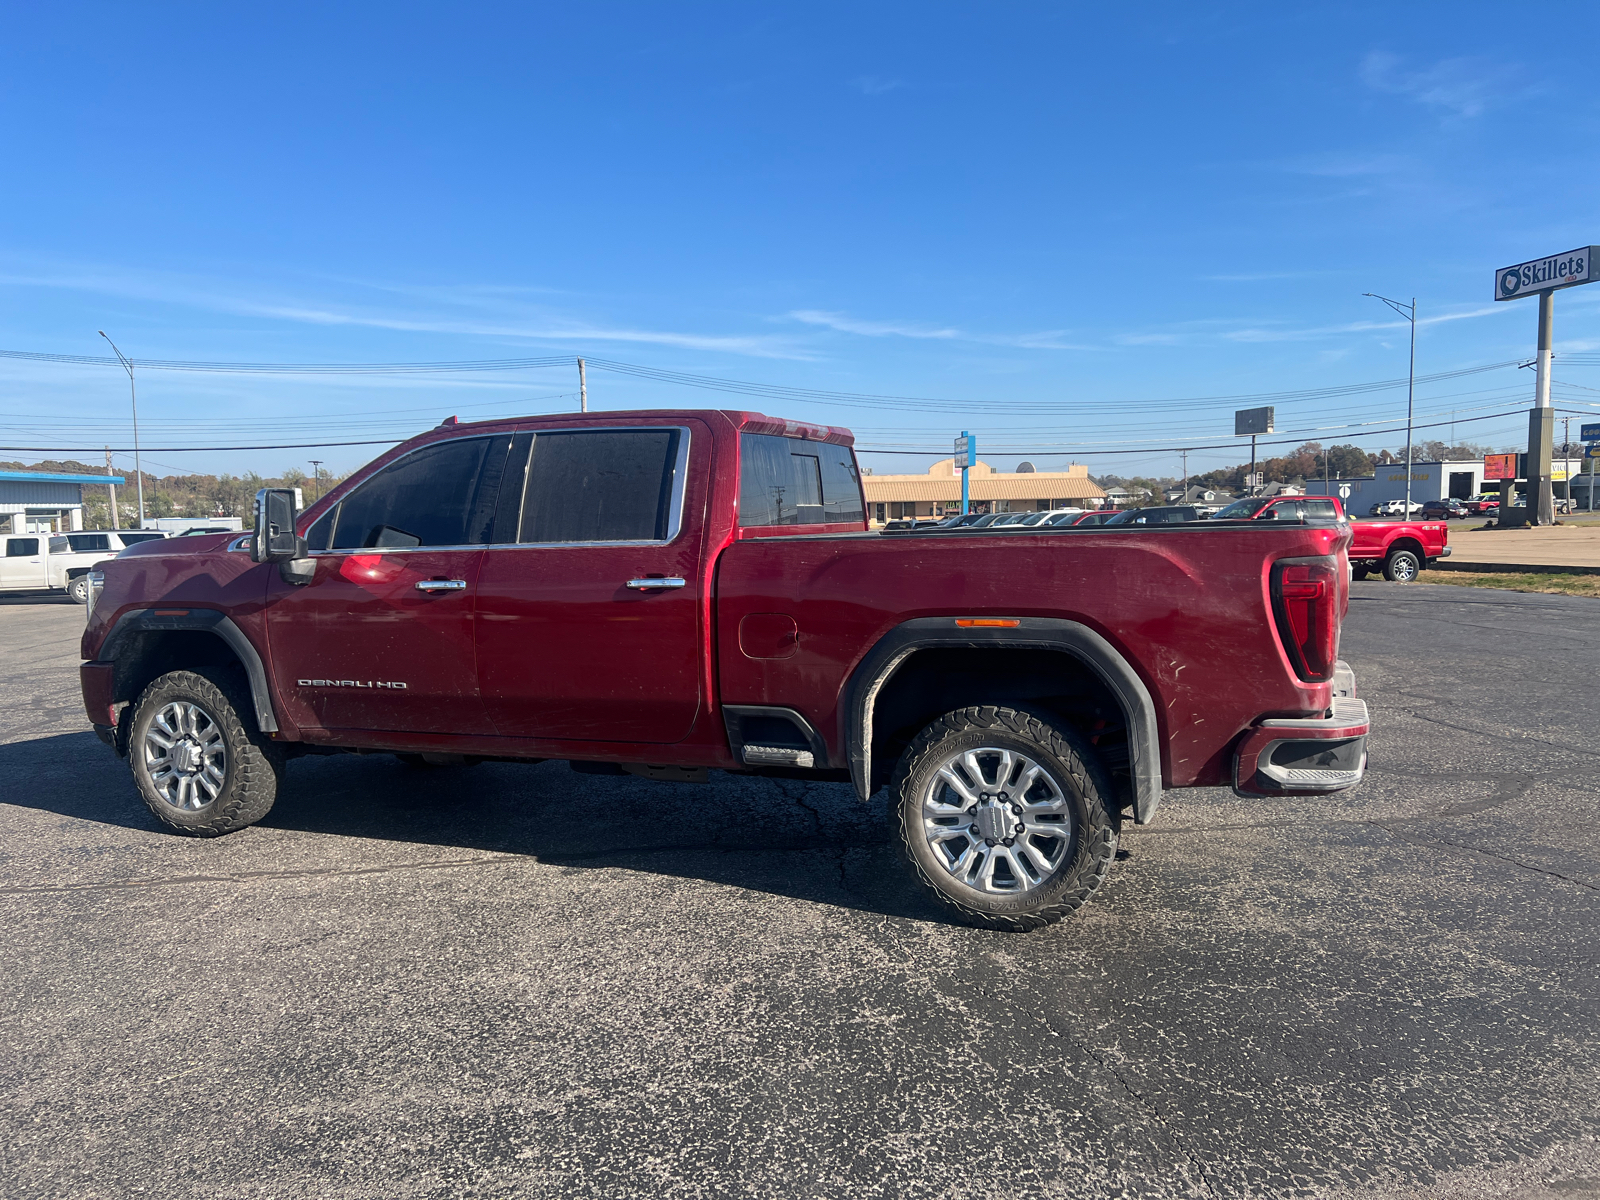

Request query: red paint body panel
[
  {"left": 80, "top": 661, "right": 115, "bottom": 727},
  {"left": 713, "top": 524, "right": 1345, "bottom": 788},
  {"left": 265, "top": 549, "right": 485, "bottom": 734}
]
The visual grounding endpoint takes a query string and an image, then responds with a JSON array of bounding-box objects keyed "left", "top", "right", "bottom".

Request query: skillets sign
[{"left": 1495, "top": 247, "right": 1599, "bottom": 300}]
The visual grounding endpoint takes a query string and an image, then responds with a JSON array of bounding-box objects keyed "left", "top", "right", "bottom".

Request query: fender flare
[
  {"left": 840, "top": 616, "right": 1163, "bottom": 823},
  {"left": 96, "top": 607, "right": 279, "bottom": 733}
]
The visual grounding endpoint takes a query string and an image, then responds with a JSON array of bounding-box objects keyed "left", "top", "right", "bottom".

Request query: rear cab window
[{"left": 737, "top": 433, "right": 865, "bottom": 534}]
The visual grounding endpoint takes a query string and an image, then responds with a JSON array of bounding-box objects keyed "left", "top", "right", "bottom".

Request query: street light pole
[
  {"left": 98, "top": 332, "right": 146, "bottom": 527},
  {"left": 308, "top": 459, "right": 324, "bottom": 502},
  {"left": 1363, "top": 294, "right": 1416, "bottom": 515}
]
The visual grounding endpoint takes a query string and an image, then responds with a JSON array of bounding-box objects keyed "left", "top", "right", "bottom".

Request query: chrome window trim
[{"left": 304, "top": 424, "right": 692, "bottom": 554}]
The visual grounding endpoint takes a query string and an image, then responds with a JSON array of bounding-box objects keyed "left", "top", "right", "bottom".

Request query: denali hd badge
[{"left": 297, "top": 679, "right": 408, "bottom": 689}]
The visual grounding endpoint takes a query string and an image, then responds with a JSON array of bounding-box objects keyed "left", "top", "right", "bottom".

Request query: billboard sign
[
  {"left": 953, "top": 435, "right": 971, "bottom": 470},
  {"left": 1581, "top": 423, "right": 1600, "bottom": 441},
  {"left": 1495, "top": 247, "right": 1599, "bottom": 300},
  {"left": 1234, "top": 406, "right": 1275, "bottom": 436},
  {"left": 1484, "top": 453, "right": 1518, "bottom": 481}
]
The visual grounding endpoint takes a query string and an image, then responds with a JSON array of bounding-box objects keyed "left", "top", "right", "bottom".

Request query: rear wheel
[
  {"left": 892, "top": 706, "right": 1118, "bottom": 932},
  {"left": 129, "top": 669, "right": 281, "bottom": 836},
  {"left": 1384, "top": 549, "right": 1421, "bottom": 583},
  {"left": 67, "top": 575, "right": 90, "bottom": 604}
]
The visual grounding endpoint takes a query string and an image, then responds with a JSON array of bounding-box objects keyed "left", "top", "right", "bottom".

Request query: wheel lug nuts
[
  {"left": 1003, "top": 837, "right": 1015, "bottom": 846},
  {"left": 969, "top": 824, "right": 980, "bottom": 835},
  {"left": 985, "top": 838, "right": 996, "bottom": 847}
]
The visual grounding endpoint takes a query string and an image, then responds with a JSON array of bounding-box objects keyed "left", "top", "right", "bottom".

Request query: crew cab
[
  {"left": 1, "top": 529, "right": 167, "bottom": 602},
  {"left": 79, "top": 410, "right": 1370, "bottom": 931},
  {"left": 1212, "top": 494, "right": 1449, "bottom": 583}
]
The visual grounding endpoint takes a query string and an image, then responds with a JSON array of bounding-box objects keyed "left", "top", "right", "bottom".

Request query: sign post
[
  {"left": 1494, "top": 246, "right": 1599, "bottom": 525},
  {"left": 1235, "top": 407, "right": 1274, "bottom": 496},
  {"left": 955, "top": 432, "right": 973, "bottom": 515}
]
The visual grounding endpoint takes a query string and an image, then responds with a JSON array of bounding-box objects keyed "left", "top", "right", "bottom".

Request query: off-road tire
[
  {"left": 67, "top": 575, "right": 90, "bottom": 604},
  {"left": 892, "top": 706, "right": 1118, "bottom": 932},
  {"left": 1384, "top": 549, "right": 1421, "bottom": 583},
  {"left": 129, "top": 668, "right": 282, "bottom": 836}
]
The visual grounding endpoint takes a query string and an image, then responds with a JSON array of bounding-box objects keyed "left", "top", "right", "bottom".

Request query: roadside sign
[
  {"left": 1484, "top": 453, "right": 1518, "bottom": 481},
  {"left": 954, "top": 435, "right": 971, "bottom": 469},
  {"left": 1244, "top": 472, "right": 1263, "bottom": 488},
  {"left": 1338, "top": 484, "right": 1351, "bottom": 500},
  {"left": 1582, "top": 423, "right": 1600, "bottom": 441},
  {"left": 1234, "top": 407, "right": 1274, "bottom": 436},
  {"left": 1589, "top": 445, "right": 1600, "bottom": 458},
  {"left": 1495, "top": 247, "right": 1599, "bottom": 300}
]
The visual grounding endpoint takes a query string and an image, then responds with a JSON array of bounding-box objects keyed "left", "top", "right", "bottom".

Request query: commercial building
[
  {"left": 1303, "top": 459, "right": 1586, "bottom": 512},
  {"left": 0, "top": 469, "right": 124, "bottom": 535},
  {"left": 861, "top": 458, "right": 1106, "bottom": 523}
]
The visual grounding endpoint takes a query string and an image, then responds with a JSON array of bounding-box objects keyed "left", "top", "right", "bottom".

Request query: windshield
[
  {"left": 1103, "top": 509, "right": 1138, "bottom": 525},
  {"left": 1212, "top": 498, "right": 1271, "bottom": 520}
]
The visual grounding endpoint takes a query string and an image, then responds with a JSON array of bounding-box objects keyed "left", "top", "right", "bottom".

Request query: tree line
[{"left": 0, "top": 458, "right": 347, "bottom": 528}]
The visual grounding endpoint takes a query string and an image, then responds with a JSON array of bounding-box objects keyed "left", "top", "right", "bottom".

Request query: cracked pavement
[{"left": 2, "top": 584, "right": 1599, "bottom": 1198}]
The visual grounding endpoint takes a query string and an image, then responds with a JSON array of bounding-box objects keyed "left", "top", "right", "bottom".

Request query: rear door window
[
  {"left": 1302, "top": 499, "right": 1337, "bottom": 520},
  {"left": 739, "top": 433, "right": 864, "bottom": 526},
  {"left": 518, "top": 428, "right": 682, "bottom": 543},
  {"left": 329, "top": 435, "right": 511, "bottom": 550}
]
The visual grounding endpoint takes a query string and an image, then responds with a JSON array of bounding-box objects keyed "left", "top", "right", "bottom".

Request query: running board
[{"left": 741, "top": 745, "right": 815, "bottom": 769}]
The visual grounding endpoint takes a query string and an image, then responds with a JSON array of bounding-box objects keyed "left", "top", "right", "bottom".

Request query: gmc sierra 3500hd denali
[{"left": 79, "top": 409, "right": 1370, "bottom": 930}]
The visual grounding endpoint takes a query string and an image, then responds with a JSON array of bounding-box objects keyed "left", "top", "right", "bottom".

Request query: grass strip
[{"left": 1421, "top": 570, "right": 1600, "bottom": 598}]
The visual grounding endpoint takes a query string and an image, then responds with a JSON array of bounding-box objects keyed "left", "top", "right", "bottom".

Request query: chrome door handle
[
  {"left": 626, "top": 577, "right": 686, "bottom": 590},
  {"left": 415, "top": 579, "right": 468, "bottom": 592}
]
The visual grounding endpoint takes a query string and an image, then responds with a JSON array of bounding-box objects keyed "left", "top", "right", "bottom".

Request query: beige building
[{"left": 861, "top": 458, "right": 1106, "bottom": 523}]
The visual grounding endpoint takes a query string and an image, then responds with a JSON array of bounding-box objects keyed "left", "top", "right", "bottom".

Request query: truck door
[
  {"left": 264, "top": 433, "right": 515, "bottom": 735},
  {"left": 475, "top": 422, "right": 708, "bottom": 743},
  {"left": 1, "top": 536, "right": 47, "bottom": 589}
]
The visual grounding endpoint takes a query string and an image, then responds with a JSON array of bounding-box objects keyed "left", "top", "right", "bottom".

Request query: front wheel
[
  {"left": 129, "top": 669, "right": 281, "bottom": 836},
  {"left": 892, "top": 706, "right": 1118, "bottom": 931},
  {"left": 1384, "top": 549, "right": 1421, "bottom": 583}
]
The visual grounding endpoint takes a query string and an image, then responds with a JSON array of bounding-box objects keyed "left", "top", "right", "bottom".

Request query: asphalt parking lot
[{"left": 2, "top": 585, "right": 1598, "bottom": 1200}]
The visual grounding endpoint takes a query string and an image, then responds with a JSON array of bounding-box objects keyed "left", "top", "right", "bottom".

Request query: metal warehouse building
[{"left": 0, "top": 469, "right": 124, "bottom": 536}]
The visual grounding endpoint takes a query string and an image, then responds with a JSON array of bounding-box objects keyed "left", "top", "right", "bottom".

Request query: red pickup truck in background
[
  {"left": 1212, "top": 494, "right": 1450, "bottom": 583},
  {"left": 79, "top": 409, "right": 1370, "bottom": 931}
]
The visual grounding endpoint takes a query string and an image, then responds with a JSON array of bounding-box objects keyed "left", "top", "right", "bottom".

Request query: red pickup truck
[
  {"left": 1212, "top": 494, "right": 1450, "bottom": 583},
  {"left": 80, "top": 410, "right": 1370, "bottom": 931}
]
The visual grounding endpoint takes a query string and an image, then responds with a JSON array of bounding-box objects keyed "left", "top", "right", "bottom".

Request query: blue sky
[{"left": 3, "top": 2, "right": 1599, "bottom": 483}]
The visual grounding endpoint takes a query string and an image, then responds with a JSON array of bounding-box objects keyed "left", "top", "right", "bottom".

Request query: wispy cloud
[
  {"left": 1280, "top": 151, "right": 1410, "bottom": 179},
  {"left": 0, "top": 264, "right": 809, "bottom": 358},
  {"left": 853, "top": 75, "right": 903, "bottom": 96},
  {"left": 786, "top": 309, "right": 1098, "bottom": 351},
  {"left": 1359, "top": 51, "right": 1524, "bottom": 118},
  {"left": 789, "top": 309, "right": 957, "bottom": 339}
]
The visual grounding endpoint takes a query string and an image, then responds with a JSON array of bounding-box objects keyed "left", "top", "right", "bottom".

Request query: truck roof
[{"left": 423, "top": 409, "right": 855, "bottom": 447}]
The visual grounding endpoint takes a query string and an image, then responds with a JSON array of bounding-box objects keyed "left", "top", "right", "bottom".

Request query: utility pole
[
  {"left": 1250, "top": 435, "right": 1257, "bottom": 495},
  {"left": 1363, "top": 294, "right": 1416, "bottom": 517},
  {"left": 98, "top": 332, "right": 145, "bottom": 527},
  {"left": 308, "top": 459, "right": 324, "bottom": 502},
  {"left": 1179, "top": 449, "right": 1188, "bottom": 502},
  {"left": 578, "top": 357, "right": 588, "bottom": 413},
  {"left": 105, "top": 447, "right": 118, "bottom": 530}
]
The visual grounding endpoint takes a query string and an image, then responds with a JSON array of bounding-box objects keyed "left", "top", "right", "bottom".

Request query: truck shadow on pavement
[{"left": 4, "top": 731, "right": 954, "bottom": 925}]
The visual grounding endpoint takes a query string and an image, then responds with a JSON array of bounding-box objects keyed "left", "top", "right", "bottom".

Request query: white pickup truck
[{"left": 1, "top": 530, "right": 168, "bottom": 602}]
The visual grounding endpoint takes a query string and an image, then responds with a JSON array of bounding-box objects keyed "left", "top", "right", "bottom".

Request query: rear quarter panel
[{"left": 716, "top": 523, "right": 1348, "bottom": 788}]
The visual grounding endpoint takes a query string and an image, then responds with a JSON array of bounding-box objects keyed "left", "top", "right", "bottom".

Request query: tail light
[{"left": 1270, "top": 557, "right": 1339, "bottom": 681}]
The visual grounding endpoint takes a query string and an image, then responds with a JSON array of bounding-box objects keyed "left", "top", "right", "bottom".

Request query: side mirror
[{"left": 251, "top": 489, "right": 305, "bottom": 564}]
